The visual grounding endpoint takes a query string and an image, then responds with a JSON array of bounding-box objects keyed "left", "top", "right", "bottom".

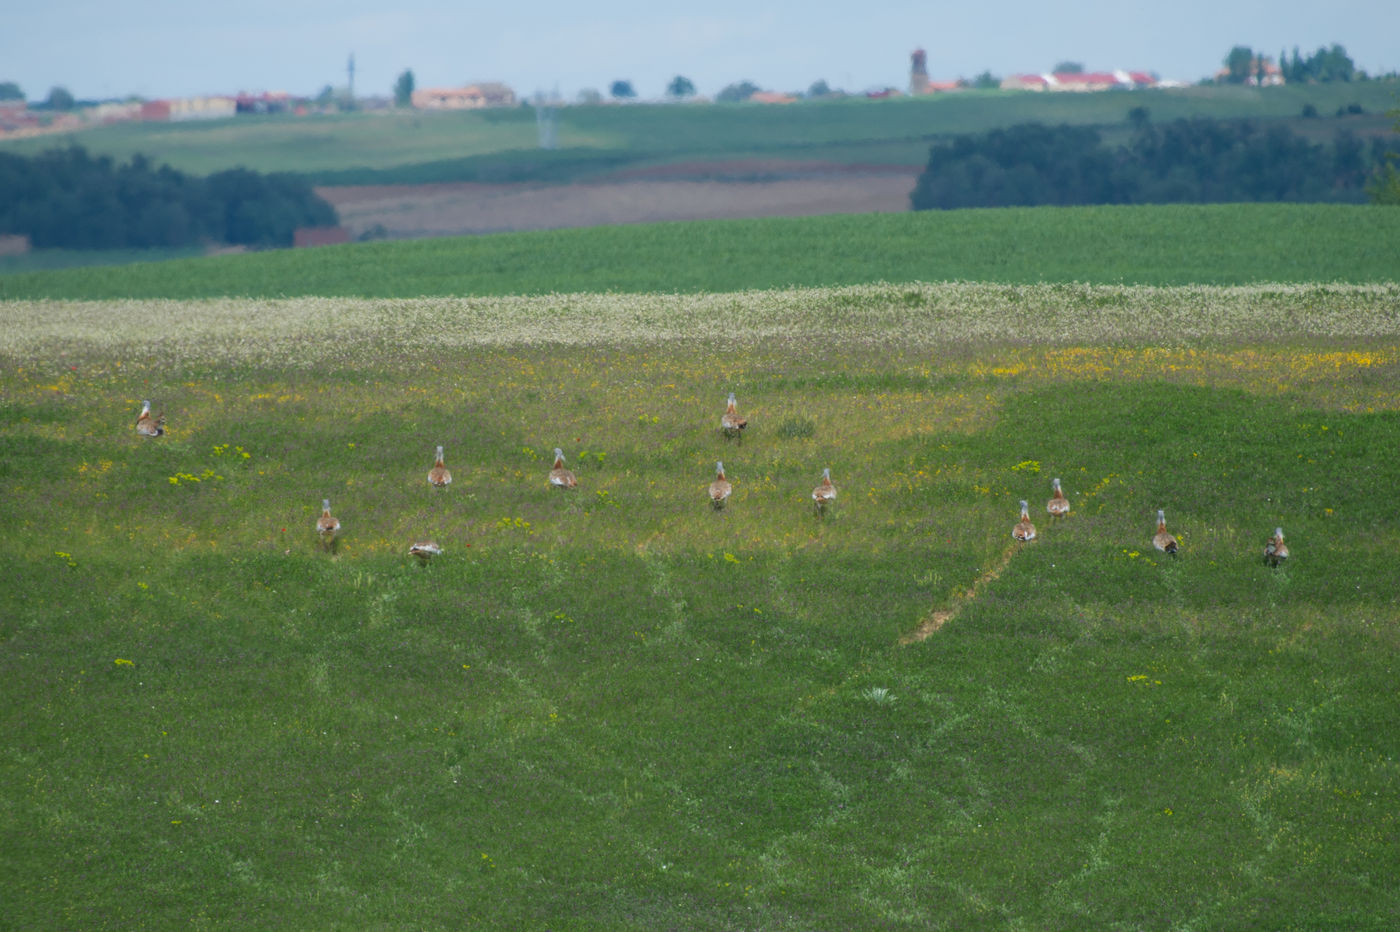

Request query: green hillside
[
  {"left": 0, "top": 83, "right": 1395, "bottom": 180},
  {"left": 3, "top": 204, "right": 1398, "bottom": 300}
]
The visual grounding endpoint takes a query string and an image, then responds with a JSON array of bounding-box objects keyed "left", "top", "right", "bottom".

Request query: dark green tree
[
  {"left": 393, "top": 69, "right": 415, "bottom": 107},
  {"left": 1310, "top": 44, "right": 1356, "bottom": 82},
  {"left": 1369, "top": 104, "right": 1400, "bottom": 204},
  {"left": 1223, "top": 46, "right": 1254, "bottom": 84},
  {"left": 971, "top": 71, "right": 1001, "bottom": 90},
  {"left": 0, "top": 145, "right": 339, "bottom": 249},
  {"left": 46, "top": 86, "right": 75, "bottom": 110},
  {"left": 666, "top": 75, "right": 696, "bottom": 98},
  {"left": 716, "top": 80, "right": 759, "bottom": 103},
  {"left": 1053, "top": 61, "right": 1084, "bottom": 74},
  {"left": 609, "top": 80, "right": 637, "bottom": 99},
  {"left": 807, "top": 79, "right": 832, "bottom": 98},
  {"left": 0, "top": 81, "right": 23, "bottom": 101}
]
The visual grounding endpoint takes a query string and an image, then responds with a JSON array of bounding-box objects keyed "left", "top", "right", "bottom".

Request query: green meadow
[
  {"left": 4, "top": 204, "right": 1400, "bottom": 300},
  {"left": 2, "top": 274, "right": 1399, "bottom": 927}
]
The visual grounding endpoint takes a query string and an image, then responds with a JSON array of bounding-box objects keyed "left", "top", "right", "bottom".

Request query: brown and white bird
[
  {"left": 1264, "top": 527, "right": 1289, "bottom": 567},
  {"left": 409, "top": 540, "right": 443, "bottom": 565},
  {"left": 549, "top": 448, "right": 578, "bottom": 489},
  {"left": 708, "top": 461, "right": 733, "bottom": 509},
  {"left": 812, "top": 467, "right": 837, "bottom": 515},
  {"left": 316, "top": 498, "right": 341, "bottom": 551},
  {"left": 720, "top": 392, "right": 748, "bottom": 441},
  {"left": 1046, "top": 477, "right": 1070, "bottom": 518},
  {"left": 1152, "top": 509, "right": 1179, "bottom": 556},
  {"left": 135, "top": 400, "right": 165, "bottom": 437},
  {"left": 1013, "top": 500, "right": 1037, "bottom": 541},
  {"left": 428, "top": 445, "right": 452, "bottom": 488}
]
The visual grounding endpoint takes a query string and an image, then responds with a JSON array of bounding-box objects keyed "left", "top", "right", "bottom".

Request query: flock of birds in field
[{"left": 136, "top": 392, "right": 1291, "bottom": 570}]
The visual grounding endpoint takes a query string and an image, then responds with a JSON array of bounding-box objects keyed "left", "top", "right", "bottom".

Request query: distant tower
[
  {"left": 534, "top": 88, "right": 558, "bottom": 150},
  {"left": 910, "top": 48, "right": 930, "bottom": 95},
  {"left": 347, "top": 53, "right": 356, "bottom": 104}
]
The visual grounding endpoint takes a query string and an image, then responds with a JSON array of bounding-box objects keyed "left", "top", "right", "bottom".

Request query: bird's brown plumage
[
  {"left": 1047, "top": 478, "right": 1070, "bottom": 517},
  {"left": 409, "top": 540, "right": 443, "bottom": 564},
  {"left": 812, "top": 468, "right": 837, "bottom": 514},
  {"left": 428, "top": 445, "right": 452, "bottom": 487},
  {"left": 1153, "top": 509, "right": 1179, "bottom": 555},
  {"left": 709, "top": 461, "right": 733, "bottom": 509},
  {"left": 135, "top": 400, "right": 165, "bottom": 438},
  {"left": 720, "top": 392, "right": 748, "bottom": 439},
  {"left": 549, "top": 448, "right": 578, "bottom": 489},
  {"left": 1264, "top": 527, "right": 1289, "bottom": 567},
  {"left": 1013, "top": 500, "right": 1037, "bottom": 541},
  {"left": 317, "top": 498, "right": 340, "bottom": 551}
]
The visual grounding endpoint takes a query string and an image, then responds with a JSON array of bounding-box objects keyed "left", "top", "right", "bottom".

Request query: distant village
[{"left": 0, "top": 49, "right": 1291, "bottom": 142}]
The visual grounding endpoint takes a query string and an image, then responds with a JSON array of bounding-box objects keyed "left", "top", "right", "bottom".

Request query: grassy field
[
  {"left": 4, "top": 204, "right": 1400, "bottom": 299},
  {"left": 1, "top": 83, "right": 1395, "bottom": 180},
  {"left": 2, "top": 282, "right": 1399, "bottom": 928}
]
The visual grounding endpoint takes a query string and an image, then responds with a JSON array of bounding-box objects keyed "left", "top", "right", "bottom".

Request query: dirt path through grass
[{"left": 901, "top": 541, "right": 1023, "bottom": 644}]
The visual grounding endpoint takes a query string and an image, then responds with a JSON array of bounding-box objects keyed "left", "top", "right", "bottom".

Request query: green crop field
[
  {"left": 2, "top": 278, "right": 1399, "bottom": 928},
  {"left": 4, "top": 204, "right": 1400, "bottom": 301},
  {"left": 2, "top": 82, "right": 1396, "bottom": 180}
]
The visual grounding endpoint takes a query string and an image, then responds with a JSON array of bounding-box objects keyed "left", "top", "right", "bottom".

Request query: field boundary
[{"left": 4, "top": 282, "right": 1399, "bottom": 364}]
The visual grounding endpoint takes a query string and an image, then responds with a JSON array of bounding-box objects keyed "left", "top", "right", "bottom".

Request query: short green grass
[
  {"left": 2, "top": 284, "right": 1398, "bottom": 928},
  {"left": 4, "top": 204, "right": 1399, "bottom": 299}
]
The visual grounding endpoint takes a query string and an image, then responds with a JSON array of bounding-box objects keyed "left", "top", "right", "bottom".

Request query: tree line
[
  {"left": 910, "top": 114, "right": 1395, "bottom": 210},
  {"left": 0, "top": 146, "right": 338, "bottom": 249}
]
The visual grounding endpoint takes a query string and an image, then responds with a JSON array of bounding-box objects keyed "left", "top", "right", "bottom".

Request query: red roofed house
[
  {"left": 411, "top": 83, "right": 517, "bottom": 109},
  {"left": 1001, "top": 74, "right": 1051, "bottom": 91}
]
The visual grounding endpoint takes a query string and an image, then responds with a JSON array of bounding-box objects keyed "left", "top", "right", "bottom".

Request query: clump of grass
[
  {"left": 777, "top": 416, "right": 816, "bottom": 439},
  {"left": 862, "top": 686, "right": 896, "bottom": 705}
]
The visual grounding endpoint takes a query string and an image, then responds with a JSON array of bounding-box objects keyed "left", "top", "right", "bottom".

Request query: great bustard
[
  {"left": 720, "top": 392, "right": 748, "bottom": 441},
  {"left": 1013, "top": 500, "right": 1037, "bottom": 542},
  {"left": 549, "top": 448, "right": 578, "bottom": 490},
  {"left": 1153, "top": 509, "right": 1179, "bottom": 556},
  {"left": 135, "top": 400, "right": 165, "bottom": 438},
  {"left": 316, "top": 498, "right": 341, "bottom": 552},
  {"left": 812, "top": 468, "right": 837, "bottom": 516},
  {"left": 1046, "top": 478, "right": 1070, "bottom": 518},
  {"left": 409, "top": 540, "right": 443, "bottom": 565},
  {"left": 428, "top": 445, "right": 452, "bottom": 488},
  {"left": 708, "top": 461, "right": 733, "bottom": 509},
  {"left": 1264, "top": 527, "right": 1289, "bottom": 567}
]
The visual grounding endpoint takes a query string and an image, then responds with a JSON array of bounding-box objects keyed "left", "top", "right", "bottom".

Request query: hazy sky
[{"left": 5, "top": 1, "right": 1398, "bottom": 102}]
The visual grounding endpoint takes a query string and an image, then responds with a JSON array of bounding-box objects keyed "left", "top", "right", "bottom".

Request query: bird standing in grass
[
  {"left": 1013, "top": 500, "right": 1037, "bottom": 541},
  {"left": 1264, "top": 527, "right": 1289, "bottom": 567},
  {"left": 720, "top": 392, "right": 748, "bottom": 441},
  {"left": 1153, "top": 509, "right": 1179, "bottom": 556},
  {"left": 409, "top": 541, "right": 443, "bottom": 565},
  {"left": 317, "top": 498, "right": 341, "bottom": 552},
  {"left": 549, "top": 448, "right": 578, "bottom": 489},
  {"left": 428, "top": 445, "right": 452, "bottom": 488},
  {"left": 812, "top": 468, "right": 837, "bottom": 516},
  {"left": 1046, "top": 478, "right": 1070, "bottom": 518},
  {"left": 135, "top": 400, "right": 165, "bottom": 437},
  {"left": 709, "top": 461, "right": 733, "bottom": 509}
]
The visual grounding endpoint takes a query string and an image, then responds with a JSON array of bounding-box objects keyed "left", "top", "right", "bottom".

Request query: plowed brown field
[{"left": 316, "top": 161, "right": 921, "bottom": 239}]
